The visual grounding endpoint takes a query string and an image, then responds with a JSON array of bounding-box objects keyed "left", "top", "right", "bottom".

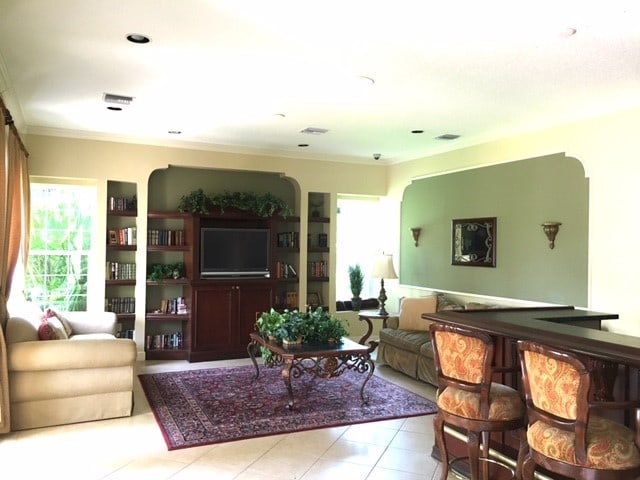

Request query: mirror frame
[{"left": 451, "top": 217, "right": 496, "bottom": 267}]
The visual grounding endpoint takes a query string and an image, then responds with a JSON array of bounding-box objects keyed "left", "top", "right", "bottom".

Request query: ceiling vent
[
  {"left": 300, "top": 127, "right": 329, "bottom": 135},
  {"left": 436, "top": 133, "right": 460, "bottom": 140},
  {"left": 103, "top": 93, "right": 134, "bottom": 105}
]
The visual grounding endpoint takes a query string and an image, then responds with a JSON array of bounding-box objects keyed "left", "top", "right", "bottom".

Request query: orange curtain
[{"left": 0, "top": 96, "right": 30, "bottom": 433}]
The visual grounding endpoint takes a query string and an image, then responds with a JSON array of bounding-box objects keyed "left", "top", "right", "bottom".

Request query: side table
[{"left": 357, "top": 310, "right": 396, "bottom": 350}]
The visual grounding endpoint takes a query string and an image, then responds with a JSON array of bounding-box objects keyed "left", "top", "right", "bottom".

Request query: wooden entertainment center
[{"left": 105, "top": 180, "right": 331, "bottom": 362}]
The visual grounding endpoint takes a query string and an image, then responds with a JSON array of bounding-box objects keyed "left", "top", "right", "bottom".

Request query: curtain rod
[{"left": 0, "top": 95, "right": 30, "bottom": 158}]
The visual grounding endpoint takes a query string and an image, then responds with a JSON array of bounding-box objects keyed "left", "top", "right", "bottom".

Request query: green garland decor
[{"left": 178, "top": 189, "right": 293, "bottom": 218}]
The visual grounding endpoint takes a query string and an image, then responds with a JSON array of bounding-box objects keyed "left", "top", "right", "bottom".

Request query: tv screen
[{"left": 200, "top": 227, "right": 271, "bottom": 278}]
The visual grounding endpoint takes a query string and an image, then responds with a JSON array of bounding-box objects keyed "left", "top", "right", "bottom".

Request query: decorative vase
[{"left": 351, "top": 297, "right": 362, "bottom": 311}]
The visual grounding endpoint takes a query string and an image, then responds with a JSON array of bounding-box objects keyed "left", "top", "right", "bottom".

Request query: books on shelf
[
  {"left": 108, "top": 227, "right": 137, "bottom": 246},
  {"left": 108, "top": 196, "right": 136, "bottom": 213},
  {"left": 105, "top": 297, "right": 135, "bottom": 314},
  {"left": 307, "top": 260, "right": 327, "bottom": 277},
  {"left": 147, "top": 229, "right": 185, "bottom": 246},
  {"left": 153, "top": 296, "right": 188, "bottom": 315},
  {"left": 106, "top": 261, "right": 136, "bottom": 280},
  {"left": 145, "top": 332, "right": 183, "bottom": 350},
  {"left": 275, "top": 261, "right": 297, "bottom": 279},
  {"left": 277, "top": 231, "right": 299, "bottom": 248}
]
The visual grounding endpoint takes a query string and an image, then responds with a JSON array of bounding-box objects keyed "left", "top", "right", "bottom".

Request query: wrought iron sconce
[
  {"left": 410, "top": 227, "right": 422, "bottom": 247},
  {"left": 541, "top": 222, "right": 562, "bottom": 249}
]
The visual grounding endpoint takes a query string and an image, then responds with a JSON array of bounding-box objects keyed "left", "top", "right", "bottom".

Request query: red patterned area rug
[{"left": 139, "top": 364, "right": 438, "bottom": 450}]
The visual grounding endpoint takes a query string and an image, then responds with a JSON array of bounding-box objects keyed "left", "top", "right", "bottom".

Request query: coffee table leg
[
  {"left": 282, "top": 358, "right": 295, "bottom": 410},
  {"left": 247, "top": 340, "right": 260, "bottom": 379},
  {"left": 360, "top": 356, "right": 375, "bottom": 405}
]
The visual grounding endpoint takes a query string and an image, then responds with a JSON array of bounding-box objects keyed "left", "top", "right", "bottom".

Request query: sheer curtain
[{"left": 0, "top": 96, "right": 30, "bottom": 433}]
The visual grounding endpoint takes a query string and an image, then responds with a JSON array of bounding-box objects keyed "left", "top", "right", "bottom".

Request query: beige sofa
[
  {"left": 376, "top": 296, "right": 443, "bottom": 386},
  {"left": 4, "top": 300, "right": 136, "bottom": 430}
]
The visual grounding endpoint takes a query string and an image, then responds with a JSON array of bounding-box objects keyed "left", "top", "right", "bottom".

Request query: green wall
[
  {"left": 400, "top": 154, "right": 588, "bottom": 306},
  {"left": 148, "top": 166, "right": 296, "bottom": 211}
]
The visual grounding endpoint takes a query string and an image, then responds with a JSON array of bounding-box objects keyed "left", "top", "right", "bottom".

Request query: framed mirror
[{"left": 452, "top": 217, "right": 496, "bottom": 267}]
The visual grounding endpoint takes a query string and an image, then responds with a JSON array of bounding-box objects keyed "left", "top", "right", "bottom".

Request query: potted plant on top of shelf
[{"left": 348, "top": 264, "right": 364, "bottom": 311}]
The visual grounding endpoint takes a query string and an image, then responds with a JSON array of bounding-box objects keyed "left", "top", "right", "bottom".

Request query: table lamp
[{"left": 372, "top": 254, "right": 398, "bottom": 316}]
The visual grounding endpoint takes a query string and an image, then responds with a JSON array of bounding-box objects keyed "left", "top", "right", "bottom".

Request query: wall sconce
[
  {"left": 541, "top": 222, "right": 562, "bottom": 249},
  {"left": 410, "top": 227, "right": 422, "bottom": 247}
]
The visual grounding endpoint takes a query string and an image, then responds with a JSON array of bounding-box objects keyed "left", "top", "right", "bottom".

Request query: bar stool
[
  {"left": 518, "top": 340, "right": 640, "bottom": 480},
  {"left": 430, "top": 322, "right": 526, "bottom": 480}
]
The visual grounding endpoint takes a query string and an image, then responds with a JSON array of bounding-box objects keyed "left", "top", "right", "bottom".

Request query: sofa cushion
[
  {"left": 398, "top": 296, "right": 438, "bottom": 331},
  {"left": 38, "top": 317, "right": 69, "bottom": 340},
  {"left": 379, "top": 328, "right": 431, "bottom": 353}
]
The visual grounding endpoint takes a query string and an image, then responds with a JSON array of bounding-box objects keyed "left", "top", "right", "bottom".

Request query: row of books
[
  {"left": 145, "top": 332, "right": 183, "bottom": 350},
  {"left": 116, "top": 329, "right": 135, "bottom": 339},
  {"left": 148, "top": 229, "right": 185, "bottom": 246},
  {"left": 275, "top": 261, "right": 297, "bottom": 279},
  {"left": 108, "top": 227, "right": 137, "bottom": 246},
  {"left": 107, "top": 196, "right": 136, "bottom": 213},
  {"left": 152, "top": 297, "right": 188, "bottom": 315},
  {"left": 308, "top": 260, "right": 327, "bottom": 277},
  {"left": 106, "top": 261, "right": 136, "bottom": 280},
  {"left": 277, "top": 232, "right": 328, "bottom": 248},
  {"left": 105, "top": 297, "right": 135, "bottom": 314},
  {"left": 277, "top": 231, "right": 299, "bottom": 248}
]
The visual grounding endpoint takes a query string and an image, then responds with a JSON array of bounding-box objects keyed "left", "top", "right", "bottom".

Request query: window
[
  {"left": 335, "top": 196, "right": 385, "bottom": 301},
  {"left": 25, "top": 182, "right": 96, "bottom": 311}
]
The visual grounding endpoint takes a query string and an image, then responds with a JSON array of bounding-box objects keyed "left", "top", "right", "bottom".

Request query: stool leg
[
  {"left": 480, "top": 431, "right": 490, "bottom": 480},
  {"left": 434, "top": 413, "right": 449, "bottom": 480},
  {"left": 468, "top": 431, "right": 481, "bottom": 479}
]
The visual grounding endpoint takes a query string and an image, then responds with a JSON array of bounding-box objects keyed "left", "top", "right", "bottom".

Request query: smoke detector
[{"left": 299, "top": 127, "right": 329, "bottom": 135}]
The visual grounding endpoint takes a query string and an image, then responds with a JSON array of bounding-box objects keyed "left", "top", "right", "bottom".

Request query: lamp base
[{"left": 378, "top": 278, "right": 388, "bottom": 317}]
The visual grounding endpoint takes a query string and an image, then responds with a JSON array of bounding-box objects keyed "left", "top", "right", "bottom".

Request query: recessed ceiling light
[
  {"left": 126, "top": 33, "right": 151, "bottom": 44},
  {"left": 560, "top": 27, "right": 577, "bottom": 38},
  {"left": 274, "top": 113, "right": 286, "bottom": 118},
  {"left": 411, "top": 129, "right": 424, "bottom": 134},
  {"left": 436, "top": 134, "right": 460, "bottom": 140},
  {"left": 106, "top": 106, "right": 122, "bottom": 111},
  {"left": 298, "top": 144, "right": 309, "bottom": 147},
  {"left": 168, "top": 130, "right": 182, "bottom": 135}
]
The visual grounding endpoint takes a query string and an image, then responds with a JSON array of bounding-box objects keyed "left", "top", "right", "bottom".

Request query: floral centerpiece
[{"left": 255, "top": 307, "right": 349, "bottom": 362}]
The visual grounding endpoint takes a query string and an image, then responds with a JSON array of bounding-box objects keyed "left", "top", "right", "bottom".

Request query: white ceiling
[{"left": 1, "top": 0, "right": 639, "bottom": 164}]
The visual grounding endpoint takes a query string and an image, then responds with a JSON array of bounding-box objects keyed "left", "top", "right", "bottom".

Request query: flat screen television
[{"left": 200, "top": 227, "right": 271, "bottom": 278}]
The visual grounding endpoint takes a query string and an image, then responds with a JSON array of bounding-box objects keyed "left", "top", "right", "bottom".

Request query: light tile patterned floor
[{"left": 0, "top": 357, "right": 445, "bottom": 479}]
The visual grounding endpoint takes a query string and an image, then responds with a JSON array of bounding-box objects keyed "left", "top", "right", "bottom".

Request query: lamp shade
[{"left": 372, "top": 254, "right": 398, "bottom": 279}]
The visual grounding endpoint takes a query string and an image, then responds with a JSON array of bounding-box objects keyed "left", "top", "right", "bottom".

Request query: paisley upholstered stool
[
  {"left": 518, "top": 340, "right": 640, "bottom": 480},
  {"left": 430, "top": 323, "right": 526, "bottom": 479}
]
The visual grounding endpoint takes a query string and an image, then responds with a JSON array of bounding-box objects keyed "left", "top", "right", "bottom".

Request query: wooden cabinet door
[
  {"left": 192, "top": 284, "right": 236, "bottom": 352},
  {"left": 236, "top": 282, "right": 274, "bottom": 348}
]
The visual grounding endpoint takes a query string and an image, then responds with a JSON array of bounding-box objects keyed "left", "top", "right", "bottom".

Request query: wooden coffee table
[{"left": 247, "top": 332, "right": 375, "bottom": 410}]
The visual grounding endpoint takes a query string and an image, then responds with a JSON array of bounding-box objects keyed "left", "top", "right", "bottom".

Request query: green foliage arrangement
[
  {"left": 148, "top": 262, "right": 185, "bottom": 283},
  {"left": 255, "top": 307, "right": 349, "bottom": 346},
  {"left": 177, "top": 189, "right": 293, "bottom": 218}
]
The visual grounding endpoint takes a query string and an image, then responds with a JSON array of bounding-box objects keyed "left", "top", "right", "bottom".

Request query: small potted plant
[
  {"left": 275, "top": 310, "right": 306, "bottom": 345},
  {"left": 348, "top": 264, "right": 364, "bottom": 311},
  {"left": 255, "top": 309, "right": 284, "bottom": 341}
]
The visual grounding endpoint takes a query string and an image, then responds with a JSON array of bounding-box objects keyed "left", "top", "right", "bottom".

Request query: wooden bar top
[{"left": 422, "top": 307, "right": 640, "bottom": 367}]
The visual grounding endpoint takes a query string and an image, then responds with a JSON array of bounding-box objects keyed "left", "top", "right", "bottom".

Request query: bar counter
[{"left": 422, "top": 306, "right": 639, "bottom": 479}]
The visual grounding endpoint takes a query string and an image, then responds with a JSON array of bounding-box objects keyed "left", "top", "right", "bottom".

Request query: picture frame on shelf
[
  {"left": 307, "top": 292, "right": 321, "bottom": 308},
  {"left": 108, "top": 230, "right": 118, "bottom": 245}
]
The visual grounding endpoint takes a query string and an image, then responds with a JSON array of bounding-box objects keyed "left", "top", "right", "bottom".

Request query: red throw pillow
[{"left": 37, "top": 316, "right": 69, "bottom": 340}]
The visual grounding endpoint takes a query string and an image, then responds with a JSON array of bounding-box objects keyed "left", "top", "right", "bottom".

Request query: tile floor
[{"left": 0, "top": 357, "right": 446, "bottom": 479}]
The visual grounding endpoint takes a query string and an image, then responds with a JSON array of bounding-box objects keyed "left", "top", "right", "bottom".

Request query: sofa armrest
[
  {"left": 7, "top": 338, "right": 136, "bottom": 372},
  {"left": 386, "top": 315, "right": 399, "bottom": 329},
  {"left": 61, "top": 311, "right": 117, "bottom": 335}
]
